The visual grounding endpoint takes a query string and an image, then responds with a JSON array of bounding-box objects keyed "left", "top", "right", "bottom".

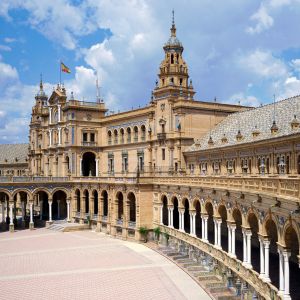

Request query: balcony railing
[
  {"left": 157, "top": 133, "right": 166, "bottom": 141},
  {"left": 82, "top": 141, "right": 97, "bottom": 146}
]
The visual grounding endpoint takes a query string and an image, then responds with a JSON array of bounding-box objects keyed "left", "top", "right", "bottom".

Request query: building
[{"left": 0, "top": 18, "right": 299, "bottom": 300}]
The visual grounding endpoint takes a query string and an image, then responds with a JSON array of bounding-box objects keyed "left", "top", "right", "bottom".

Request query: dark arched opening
[
  {"left": 84, "top": 190, "right": 89, "bottom": 214},
  {"left": 128, "top": 192, "right": 136, "bottom": 223},
  {"left": 219, "top": 205, "right": 228, "bottom": 252},
  {"left": 102, "top": 190, "right": 108, "bottom": 217},
  {"left": 76, "top": 189, "right": 80, "bottom": 213},
  {"left": 52, "top": 190, "right": 67, "bottom": 220},
  {"left": 183, "top": 199, "right": 190, "bottom": 233},
  {"left": 162, "top": 196, "right": 168, "bottom": 226},
  {"left": 233, "top": 208, "right": 243, "bottom": 261},
  {"left": 93, "top": 190, "right": 98, "bottom": 215},
  {"left": 248, "top": 213, "right": 260, "bottom": 273},
  {"left": 206, "top": 202, "right": 214, "bottom": 244},
  {"left": 173, "top": 197, "right": 179, "bottom": 229},
  {"left": 117, "top": 192, "right": 123, "bottom": 220},
  {"left": 82, "top": 152, "right": 96, "bottom": 176},
  {"left": 194, "top": 201, "right": 201, "bottom": 238}
]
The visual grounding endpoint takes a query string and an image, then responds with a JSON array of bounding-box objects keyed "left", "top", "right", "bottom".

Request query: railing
[
  {"left": 0, "top": 176, "right": 69, "bottom": 183},
  {"left": 128, "top": 221, "right": 136, "bottom": 228},
  {"left": 82, "top": 141, "right": 97, "bottom": 146},
  {"left": 102, "top": 215, "right": 108, "bottom": 222},
  {"left": 160, "top": 225, "right": 280, "bottom": 300},
  {"left": 117, "top": 219, "right": 123, "bottom": 226},
  {"left": 67, "top": 100, "right": 105, "bottom": 109},
  {"left": 157, "top": 133, "right": 166, "bottom": 141}
]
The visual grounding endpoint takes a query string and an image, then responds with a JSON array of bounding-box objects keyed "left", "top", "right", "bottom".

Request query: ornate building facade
[{"left": 0, "top": 19, "right": 300, "bottom": 300}]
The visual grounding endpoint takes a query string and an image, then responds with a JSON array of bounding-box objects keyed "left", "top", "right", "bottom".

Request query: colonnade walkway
[{"left": 0, "top": 228, "right": 210, "bottom": 300}]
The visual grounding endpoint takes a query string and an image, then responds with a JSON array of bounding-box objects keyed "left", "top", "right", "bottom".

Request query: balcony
[
  {"left": 81, "top": 141, "right": 97, "bottom": 146},
  {"left": 157, "top": 133, "right": 166, "bottom": 141}
]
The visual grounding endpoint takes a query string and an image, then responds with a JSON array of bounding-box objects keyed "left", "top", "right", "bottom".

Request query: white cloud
[
  {"left": 4, "top": 37, "right": 16, "bottom": 43},
  {"left": 238, "top": 49, "right": 288, "bottom": 79},
  {"left": 291, "top": 59, "right": 300, "bottom": 73},
  {"left": 226, "top": 93, "right": 261, "bottom": 107},
  {"left": 0, "top": 44, "right": 11, "bottom": 51},
  {"left": 0, "top": 61, "right": 18, "bottom": 88},
  {"left": 247, "top": 4, "right": 274, "bottom": 34}
]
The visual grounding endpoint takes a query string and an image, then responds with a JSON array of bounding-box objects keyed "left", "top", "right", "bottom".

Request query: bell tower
[{"left": 153, "top": 11, "right": 195, "bottom": 100}]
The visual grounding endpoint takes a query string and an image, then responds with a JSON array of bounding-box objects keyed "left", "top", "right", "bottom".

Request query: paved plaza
[{"left": 0, "top": 229, "right": 211, "bottom": 300}]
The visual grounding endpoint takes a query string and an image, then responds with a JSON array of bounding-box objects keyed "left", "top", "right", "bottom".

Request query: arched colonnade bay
[{"left": 159, "top": 191, "right": 300, "bottom": 300}]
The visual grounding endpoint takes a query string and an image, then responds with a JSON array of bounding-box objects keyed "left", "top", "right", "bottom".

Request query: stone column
[
  {"left": 2, "top": 201, "right": 5, "bottom": 223},
  {"left": 214, "top": 219, "right": 218, "bottom": 246},
  {"left": 179, "top": 209, "right": 185, "bottom": 232},
  {"left": 190, "top": 212, "right": 196, "bottom": 236},
  {"left": 90, "top": 195, "right": 95, "bottom": 218},
  {"left": 49, "top": 107, "right": 52, "bottom": 124},
  {"left": 242, "top": 229, "right": 247, "bottom": 264},
  {"left": 160, "top": 204, "right": 163, "bottom": 225},
  {"left": 58, "top": 127, "right": 62, "bottom": 146},
  {"left": 9, "top": 201, "right": 14, "bottom": 232},
  {"left": 46, "top": 199, "right": 53, "bottom": 226},
  {"left": 49, "top": 129, "right": 52, "bottom": 147},
  {"left": 203, "top": 215, "right": 208, "bottom": 242},
  {"left": 170, "top": 208, "right": 174, "bottom": 228},
  {"left": 278, "top": 249, "right": 284, "bottom": 295},
  {"left": 80, "top": 158, "right": 83, "bottom": 176},
  {"left": 217, "top": 219, "right": 222, "bottom": 248},
  {"left": 231, "top": 225, "right": 236, "bottom": 257},
  {"left": 246, "top": 231, "right": 252, "bottom": 268},
  {"left": 259, "top": 237, "right": 265, "bottom": 278},
  {"left": 96, "top": 159, "right": 99, "bottom": 176},
  {"left": 283, "top": 251, "right": 291, "bottom": 300},
  {"left": 228, "top": 224, "right": 232, "bottom": 255},
  {"left": 178, "top": 210, "right": 182, "bottom": 231},
  {"left": 67, "top": 200, "right": 70, "bottom": 222},
  {"left": 29, "top": 201, "right": 34, "bottom": 230},
  {"left": 201, "top": 216, "right": 204, "bottom": 239},
  {"left": 264, "top": 239, "right": 271, "bottom": 282}
]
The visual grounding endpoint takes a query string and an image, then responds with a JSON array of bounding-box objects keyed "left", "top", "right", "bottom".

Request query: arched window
[
  {"left": 141, "top": 125, "right": 146, "bottom": 141},
  {"left": 171, "top": 54, "right": 174, "bottom": 64},
  {"left": 134, "top": 126, "right": 138, "bottom": 142},
  {"left": 127, "top": 128, "right": 131, "bottom": 143},
  {"left": 120, "top": 128, "right": 124, "bottom": 143},
  {"left": 114, "top": 129, "right": 118, "bottom": 144},
  {"left": 107, "top": 131, "right": 112, "bottom": 145}
]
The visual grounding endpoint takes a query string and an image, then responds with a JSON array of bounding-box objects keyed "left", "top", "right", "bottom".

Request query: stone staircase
[
  {"left": 47, "top": 221, "right": 89, "bottom": 232},
  {"left": 158, "top": 246, "right": 240, "bottom": 300}
]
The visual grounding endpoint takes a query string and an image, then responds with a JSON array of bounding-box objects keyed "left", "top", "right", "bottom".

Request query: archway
[
  {"left": 284, "top": 225, "right": 300, "bottom": 299},
  {"left": 172, "top": 197, "right": 179, "bottom": 229},
  {"left": 93, "top": 190, "right": 98, "bottom": 215},
  {"left": 75, "top": 189, "right": 80, "bottom": 213},
  {"left": 82, "top": 152, "right": 96, "bottom": 176},
  {"left": 265, "top": 218, "right": 279, "bottom": 288},
  {"left": 117, "top": 192, "right": 123, "bottom": 220},
  {"left": 36, "top": 191, "right": 49, "bottom": 221},
  {"left": 206, "top": 202, "right": 214, "bottom": 244},
  {"left": 102, "top": 190, "right": 108, "bottom": 217},
  {"left": 218, "top": 205, "right": 228, "bottom": 251},
  {"left": 233, "top": 208, "right": 243, "bottom": 261},
  {"left": 162, "top": 195, "right": 168, "bottom": 226},
  {"left": 248, "top": 212, "right": 260, "bottom": 272},
  {"left": 194, "top": 200, "right": 201, "bottom": 238},
  {"left": 183, "top": 199, "right": 190, "bottom": 233},
  {"left": 84, "top": 190, "right": 89, "bottom": 214},
  {"left": 52, "top": 190, "right": 67, "bottom": 220},
  {"left": 0, "top": 191, "right": 9, "bottom": 228},
  {"left": 128, "top": 192, "right": 136, "bottom": 223}
]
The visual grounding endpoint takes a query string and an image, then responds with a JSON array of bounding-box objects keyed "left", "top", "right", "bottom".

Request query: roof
[
  {"left": 188, "top": 95, "right": 300, "bottom": 152},
  {"left": 0, "top": 144, "right": 29, "bottom": 164}
]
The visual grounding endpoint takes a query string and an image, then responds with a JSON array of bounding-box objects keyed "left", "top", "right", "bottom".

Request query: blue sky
[{"left": 1, "top": 0, "right": 300, "bottom": 144}]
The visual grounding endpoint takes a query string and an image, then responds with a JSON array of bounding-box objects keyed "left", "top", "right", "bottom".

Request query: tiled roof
[
  {"left": 188, "top": 95, "right": 300, "bottom": 152},
  {"left": 0, "top": 144, "right": 28, "bottom": 164}
]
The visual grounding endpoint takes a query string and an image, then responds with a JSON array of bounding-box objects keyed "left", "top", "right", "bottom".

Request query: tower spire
[
  {"left": 40, "top": 73, "right": 43, "bottom": 91},
  {"left": 171, "top": 10, "right": 176, "bottom": 37}
]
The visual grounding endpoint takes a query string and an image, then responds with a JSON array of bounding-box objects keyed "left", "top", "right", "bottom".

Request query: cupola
[{"left": 291, "top": 115, "right": 300, "bottom": 130}]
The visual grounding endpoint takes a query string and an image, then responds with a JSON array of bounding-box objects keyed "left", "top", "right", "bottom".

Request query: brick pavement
[{"left": 0, "top": 229, "right": 211, "bottom": 300}]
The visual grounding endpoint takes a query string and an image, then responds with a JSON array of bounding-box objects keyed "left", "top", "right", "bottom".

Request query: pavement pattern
[{"left": 0, "top": 229, "right": 211, "bottom": 300}]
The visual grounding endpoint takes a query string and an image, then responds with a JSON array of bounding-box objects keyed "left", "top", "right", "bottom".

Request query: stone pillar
[
  {"left": 217, "top": 219, "right": 222, "bottom": 249},
  {"left": 67, "top": 200, "right": 70, "bottom": 222},
  {"left": 283, "top": 251, "right": 291, "bottom": 300},
  {"left": 58, "top": 127, "right": 62, "bottom": 146},
  {"left": 228, "top": 224, "right": 232, "bottom": 255},
  {"left": 170, "top": 208, "right": 174, "bottom": 228},
  {"left": 203, "top": 215, "right": 208, "bottom": 242},
  {"left": 246, "top": 231, "right": 252, "bottom": 268},
  {"left": 201, "top": 216, "right": 204, "bottom": 239},
  {"left": 96, "top": 159, "right": 99, "bottom": 176},
  {"left": 214, "top": 219, "right": 218, "bottom": 246},
  {"left": 49, "top": 107, "right": 52, "bottom": 124},
  {"left": 278, "top": 249, "right": 284, "bottom": 295},
  {"left": 179, "top": 210, "right": 185, "bottom": 232},
  {"left": 9, "top": 201, "right": 14, "bottom": 232},
  {"left": 2, "top": 201, "right": 5, "bottom": 223},
  {"left": 231, "top": 225, "right": 236, "bottom": 257},
  {"left": 264, "top": 239, "right": 270, "bottom": 282},
  {"left": 46, "top": 199, "right": 53, "bottom": 226},
  {"left": 242, "top": 229, "right": 247, "bottom": 264},
  {"left": 160, "top": 204, "right": 163, "bottom": 225},
  {"left": 80, "top": 158, "right": 83, "bottom": 176},
  {"left": 57, "top": 104, "right": 61, "bottom": 122},
  {"left": 190, "top": 212, "right": 196, "bottom": 236},
  {"left": 178, "top": 210, "right": 182, "bottom": 231},
  {"left": 29, "top": 201, "right": 34, "bottom": 230},
  {"left": 259, "top": 237, "right": 265, "bottom": 278},
  {"left": 49, "top": 129, "right": 52, "bottom": 147}
]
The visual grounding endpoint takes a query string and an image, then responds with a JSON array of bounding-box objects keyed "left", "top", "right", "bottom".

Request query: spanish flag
[{"left": 61, "top": 62, "right": 71, "bottom": 73}]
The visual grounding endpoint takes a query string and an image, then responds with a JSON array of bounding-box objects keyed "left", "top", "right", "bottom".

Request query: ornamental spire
[{"left": 171, "top": 9, "right": 176, "bottom": 37}]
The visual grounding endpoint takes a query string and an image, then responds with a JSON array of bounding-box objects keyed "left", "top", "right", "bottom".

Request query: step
[
  {"left": 173, "top": 254, "right": 189, "bottom": 260},
  {"left": 210, "top": 286, "right": 231, "bottom": 294}
]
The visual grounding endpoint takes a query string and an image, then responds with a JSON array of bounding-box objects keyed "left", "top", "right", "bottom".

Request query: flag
[{"left": 61, "top": 62, "right": 71, "bottom": 73}]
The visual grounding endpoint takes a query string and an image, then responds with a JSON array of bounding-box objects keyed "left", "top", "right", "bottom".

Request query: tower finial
[
  {"left": 172, "top": 9, "right": 175, "bottom": 25},
  {"left": 40, "top": 73, "right": 43, "bottom": 91}
]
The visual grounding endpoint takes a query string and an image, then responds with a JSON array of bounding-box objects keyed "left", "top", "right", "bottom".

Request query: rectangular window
[
  {"left": 83, "top": 132, "right": 88, "bottom": 142},
  {"left": 124, "top": 157, "right": 128, "bottom": 172},
  {"left": 90, "top": 133, "right": 95, "bottom": 142},
  {"left": 71, "top": 127, "right": 75, "bottom": 144},
  {"left": 162, "top": 148, "right": 165, "bottom": 160}
]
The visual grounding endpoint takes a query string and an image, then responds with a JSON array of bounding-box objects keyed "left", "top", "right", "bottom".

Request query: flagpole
[{"left": 59, "top": 60, "right": 62, "bottom": 86}]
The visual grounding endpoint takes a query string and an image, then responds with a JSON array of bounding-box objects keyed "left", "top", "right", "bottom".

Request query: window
[
  {"left": 83, "top": 132, "right": 88, "bottom": 142},
  {"left": 90, "top": 133, "right": 95, "bottom": 142},
  {"left": 171, "top": 54, "right": 174, "bottom": 64},
  {"left": 162, "top": 149, "right": 166, "bottom": 160},
  {"left": 180, "top": 78, "right": 183, "bottom": 86},
  {"left": 123, "top": 157, "right": 128, "bottom": 172}
]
